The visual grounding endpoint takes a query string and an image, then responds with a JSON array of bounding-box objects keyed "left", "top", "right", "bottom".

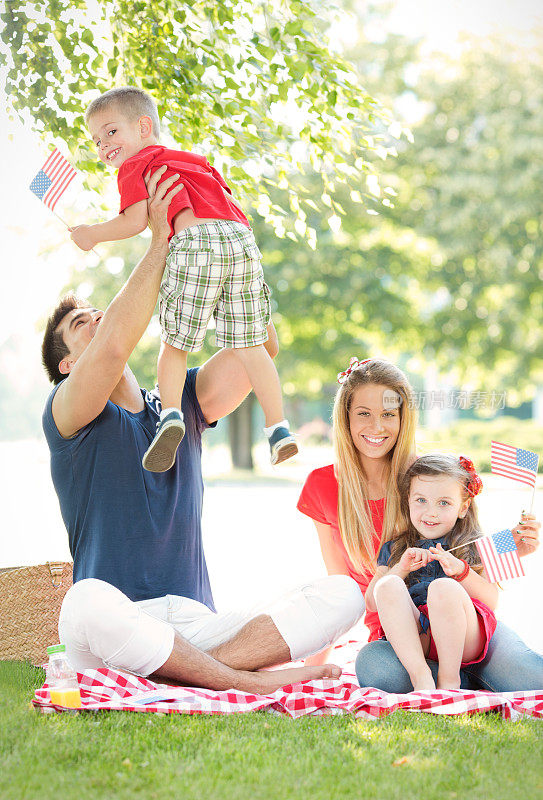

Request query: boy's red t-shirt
[
  {"left": 117, "top": 145, "right": 250, "bottom": 240},
  {"left": 297, "top": 464, "right": 385, "bottom": 641}
]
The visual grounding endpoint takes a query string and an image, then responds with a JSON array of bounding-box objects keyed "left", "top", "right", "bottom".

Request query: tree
[
  {"left": 339, "top": 19, "right": 543, "bottom": 396},
  {"left": 1, "top": 0, "right": 397, "bottom": 237},
  {"left": 393, "top": 40, "right": 543, "bottom": 395},
  {"left": 2, "top": 0, "right": 406, "bottom": 467}
]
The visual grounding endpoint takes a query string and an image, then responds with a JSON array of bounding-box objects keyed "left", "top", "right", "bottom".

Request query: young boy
[{"left": 70, "top": 86, "right": 297, "bottom": 472}]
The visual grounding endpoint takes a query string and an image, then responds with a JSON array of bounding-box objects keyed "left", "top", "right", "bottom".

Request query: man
[{"left": 42, "top": 168, "right": 363, "bottom": 693}]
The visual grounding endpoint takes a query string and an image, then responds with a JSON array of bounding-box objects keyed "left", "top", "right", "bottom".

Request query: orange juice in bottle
[{"left": 46, "top": 644, "right": 82, "bottom": 710}]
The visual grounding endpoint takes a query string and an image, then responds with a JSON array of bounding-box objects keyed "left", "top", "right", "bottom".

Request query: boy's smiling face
[{"left": 87, "top": 105, "right": 154, "bottom": 169}]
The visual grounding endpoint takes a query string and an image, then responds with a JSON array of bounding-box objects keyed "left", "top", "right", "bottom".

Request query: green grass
[{"left": 1, "top": 662, "right": 541, "bottom": 800}]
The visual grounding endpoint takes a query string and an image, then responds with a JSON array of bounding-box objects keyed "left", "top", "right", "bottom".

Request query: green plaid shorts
[{"left": 159, "top": 220, "right": 271, "bottom": 352}]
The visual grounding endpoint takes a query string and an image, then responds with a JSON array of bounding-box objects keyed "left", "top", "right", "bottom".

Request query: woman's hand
[
  {"left": 398, "top": 547, "right": 430, "bottom": 573},
  {"left": 512, "top": 512, "right": 540, "bottom": 558},
  {"left": 428, "top": 543, "right": 466, "bottom": 577}
]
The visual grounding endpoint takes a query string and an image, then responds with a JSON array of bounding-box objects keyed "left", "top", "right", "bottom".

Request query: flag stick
[
  {"left": 51, "top": 208, "right": 70, "bottom": 227},
  {"left": 528, "top": 483, "right": 536, "bottom": 515},
  {"left": 446, "top": 538, "right": 482, "bottom": 553}
]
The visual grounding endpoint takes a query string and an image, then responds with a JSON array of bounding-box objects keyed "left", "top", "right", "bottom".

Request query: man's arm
[
  {"left": 70, "top": 201, "right": 149, "bottom": 251},
  {"left": 53, "top": 169, "right": 182, "bottom": 438},
  {"left": 196, "top": 321, "right": 279, "bottom": 424}
]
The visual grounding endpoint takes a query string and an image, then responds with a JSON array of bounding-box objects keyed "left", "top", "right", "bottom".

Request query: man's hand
[
  {"left": 144, "top": 166, "right": 184, "bottom": 241},
  {"left": 69, "top": 224, "right": 98, "bottom": 251},
  {"left": 512, "top": 512, "right": 540, "bottom": 557}
]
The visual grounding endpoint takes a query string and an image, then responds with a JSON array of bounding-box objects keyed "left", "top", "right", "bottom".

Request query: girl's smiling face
[
  {"left": 408, "top": 474, "right": 470, "bottom": 539},
  {"left": 348, "top": 383, "right": 401, "bottom": 464}
]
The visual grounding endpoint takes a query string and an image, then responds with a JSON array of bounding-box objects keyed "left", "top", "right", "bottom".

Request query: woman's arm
[
  {"left": 70, "top": 199, "right": 150, "bottom": 250},
  {"left": 460, "top": 568, "right": 499, "bottom": 609},
  {"left": 314, "top": 521, "right": 351, "bottom": 576}
]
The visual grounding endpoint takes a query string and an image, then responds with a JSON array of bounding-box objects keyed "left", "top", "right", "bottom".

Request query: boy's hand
[
  {"left": 398, "top": 547, "right": 430, "bottom": 573},
  {"left": 69, "top": 224, "right": 97, "bottom": 251},
  {"left": 428, "top": 543, "right": 466, "bottom": 577},
  {"left": 512, "top": 512, "right": 540, "bottom": 557}
]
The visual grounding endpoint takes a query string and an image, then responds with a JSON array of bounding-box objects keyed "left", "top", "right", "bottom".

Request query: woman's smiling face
[{"left": 348, "top": 383, "right": 401, "bottom": 464}]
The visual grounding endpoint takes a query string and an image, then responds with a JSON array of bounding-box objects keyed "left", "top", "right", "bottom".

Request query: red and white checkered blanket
[{"left": 33, "top": 640, "right": 543, "bottom": 720}]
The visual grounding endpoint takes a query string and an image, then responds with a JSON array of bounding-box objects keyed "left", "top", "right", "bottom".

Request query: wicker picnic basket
[{"left": 0, "top": 562, "right": 73, "bottom": 664}]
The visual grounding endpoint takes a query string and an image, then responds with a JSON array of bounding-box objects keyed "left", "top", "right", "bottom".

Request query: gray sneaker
[
  {"left": 142, "top": 410, "right": 185, "bottom": 472},
  {"left": 269, "top": 426, "right": 298, "bottom": 465}
]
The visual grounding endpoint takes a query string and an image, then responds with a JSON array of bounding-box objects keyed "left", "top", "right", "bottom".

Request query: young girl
[{"left": 366, "top": 453, "right": 499, "bottom": 691}]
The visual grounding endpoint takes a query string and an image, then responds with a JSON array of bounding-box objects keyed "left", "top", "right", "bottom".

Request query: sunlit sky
[{"left": 1, "top": 0, "right": 542, "bottom": 363}]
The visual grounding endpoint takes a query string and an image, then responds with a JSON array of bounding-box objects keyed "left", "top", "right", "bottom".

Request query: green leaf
[{"left": 285, "top": 21, "right": 303, "bottom": 36}]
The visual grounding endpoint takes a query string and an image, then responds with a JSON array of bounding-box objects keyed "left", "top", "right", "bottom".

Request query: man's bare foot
[
  {"left": 410, "top": 666, "right": 436, "bottom": 692},
  {"left": 243, "top": 663, "right": 342, "bottom": 695}
]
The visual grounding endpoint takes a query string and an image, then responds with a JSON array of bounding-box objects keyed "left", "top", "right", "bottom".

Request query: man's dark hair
[{"left": 42, "top": 294, "right": 90, "bottom": 384}]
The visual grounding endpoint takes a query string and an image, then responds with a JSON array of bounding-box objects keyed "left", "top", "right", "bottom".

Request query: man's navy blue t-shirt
[{"left": 42, "top": 367, "right": 216, "bottom": 609}]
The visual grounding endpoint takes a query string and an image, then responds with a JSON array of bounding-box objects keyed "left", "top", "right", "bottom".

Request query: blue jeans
[{"left": 355, "top": 621, "right": 543, "bottom": 692}]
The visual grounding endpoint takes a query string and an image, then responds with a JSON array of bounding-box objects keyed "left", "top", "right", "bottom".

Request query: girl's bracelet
[{"left": 453, "top": 559, "right": 470, "bottom": 582}]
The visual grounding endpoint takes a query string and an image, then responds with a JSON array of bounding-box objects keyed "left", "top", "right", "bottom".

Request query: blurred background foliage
[
  {"left": 1, "top": 1, "right": 541, "bottom": 467},
  {"left": 417, "top": 417, "right": 543, "bottom": 474}
]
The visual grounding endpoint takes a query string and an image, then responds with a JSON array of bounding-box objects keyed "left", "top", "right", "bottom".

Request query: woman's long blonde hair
[
  {"left": 333, "top": 359, "right": 417, "bottom": 575},
  {"left": 387, "top": 453, "right": 484, "bottom": 575}
]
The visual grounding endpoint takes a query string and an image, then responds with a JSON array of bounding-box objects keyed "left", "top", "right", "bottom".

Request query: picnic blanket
[{"left": 33, "top": 639, "right": 543, "bottom": 719}]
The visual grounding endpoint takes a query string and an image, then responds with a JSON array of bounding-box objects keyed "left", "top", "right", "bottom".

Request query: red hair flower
[
  {"left": 458, "top": 455, "right": 483, "bottom": 497},
  {"left": 337, "top": 357, "right": 371, "bottom": 384}
]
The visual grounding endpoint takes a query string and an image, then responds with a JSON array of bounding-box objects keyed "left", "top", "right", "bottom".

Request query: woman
[{"left": 297, "top": 357, "right": 543, "bottom": 690}]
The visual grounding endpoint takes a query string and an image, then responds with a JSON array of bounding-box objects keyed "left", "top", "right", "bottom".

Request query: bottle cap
[{"left": 46, "top": 644, "right": 66, "bottom": 655}]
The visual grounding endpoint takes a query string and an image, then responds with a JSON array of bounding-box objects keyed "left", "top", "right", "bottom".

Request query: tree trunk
[{"left": 229, "top": 394, "right": 255, "bottom": 470}]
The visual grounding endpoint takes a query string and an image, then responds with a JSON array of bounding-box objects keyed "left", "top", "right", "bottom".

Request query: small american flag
[
  {"left": 490, "top": 441, "right": 539, "bottom": 489},
  {"left": 475, "top": 529, "right": 525, "bottom": 582},
  {"left": 29, "top": 148, "right": 77, "bottom": 211}
]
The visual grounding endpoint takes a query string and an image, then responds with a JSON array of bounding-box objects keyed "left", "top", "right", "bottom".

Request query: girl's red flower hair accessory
[
  {"left": 458, "top": 455, "right": 483, "bottom": 497},
  {"left": 337, "top": 357, "right": 371, "bottom": 384}
]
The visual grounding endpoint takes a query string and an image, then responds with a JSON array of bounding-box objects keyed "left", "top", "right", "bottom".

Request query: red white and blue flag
[
  {"left": 475, "top": 529, "right": 525, "bottom": 582},
  {"left": 29, "top": 148, "right": 77, "bottom": 211},
  {"left": 490, "top": 441, "right": 539, "bottom": 489}
]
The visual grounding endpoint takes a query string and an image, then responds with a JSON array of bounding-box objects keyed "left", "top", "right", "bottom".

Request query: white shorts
[{"left": 59, "top": 576, "right": 364, "bottom": 676}]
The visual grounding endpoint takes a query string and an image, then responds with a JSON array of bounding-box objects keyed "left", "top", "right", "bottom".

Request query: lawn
[{"left": 1, "top": 662, "right": 541, "bottom": 800}]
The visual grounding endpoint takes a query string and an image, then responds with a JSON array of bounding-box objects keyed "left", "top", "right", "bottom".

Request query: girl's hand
[
  {"left": 69, "top": 224, "right": 97, "bottom": 251},
  {"left": 428, "top": 543, "right": 466, "bottom": 578},
  {"left": 398, "top": 547, "right": 430, "bottom": 573},
  {"left": 512, "top": 512, "right": 540, "bottom": 558}
]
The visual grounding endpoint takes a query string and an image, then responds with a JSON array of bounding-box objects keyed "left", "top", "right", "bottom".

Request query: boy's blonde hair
[
  {"left": 332, "top": 358, "right": 417, "bottom": 576},
  {"left": 387, "top": 452, "right": 484, "bottom": 575},
  {"left": 85, "top": 87, "right": 160, "bottom": 138}
]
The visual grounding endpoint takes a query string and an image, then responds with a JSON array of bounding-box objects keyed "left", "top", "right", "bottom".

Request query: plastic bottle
[{"left": 46, "top": 644, "right": 82, "bottom": 709}]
